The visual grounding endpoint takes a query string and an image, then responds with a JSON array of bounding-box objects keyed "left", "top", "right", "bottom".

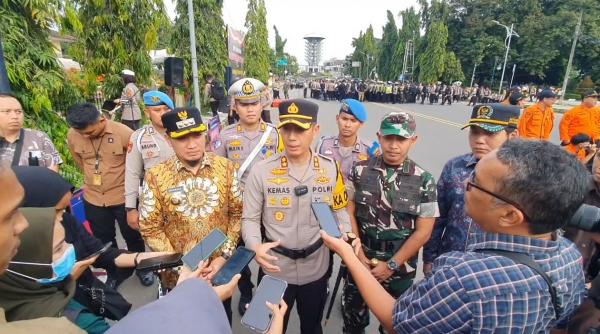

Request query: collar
[
  {"left": 174, "top": 153, "right": 212, "bottom": 173},
  {"left": 0, "top": 128, "right": 23, "bottom": 143},
  {"left": 102, "top": 120, "right": 115, "bottom": 135},
  {"left": 371, "top": 155, "right": 411, "bottom": 175},
  {"left": 463, "top": 153, "right": 479, "bottom": 167},
  {"left": 467, "top": 231, "right": 559, "bottom": 256},
  {"left": 333, "top": 136, "right": 363, "bottom": 152},
  {"left": 237, "top": 122, "right": 267, "bottom": 133},
  {"left": 279, "top": 150, "right": 321, "bottom": 170}
]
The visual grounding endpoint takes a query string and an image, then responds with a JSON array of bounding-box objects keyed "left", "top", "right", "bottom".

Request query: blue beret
[
  {"left": 340, "top": 99, "right": 367, "bottom": 122},
  {"left": 143, "top": 91, "right": 174, "bottom": 110}
]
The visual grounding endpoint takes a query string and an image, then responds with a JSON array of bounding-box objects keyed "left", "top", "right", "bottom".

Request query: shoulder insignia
[
  {"left": 358, "top": 153, "right": 368, "bottom": 161},
  {"left": 260, "top": 122, "right": 266, "bottom": 132}
]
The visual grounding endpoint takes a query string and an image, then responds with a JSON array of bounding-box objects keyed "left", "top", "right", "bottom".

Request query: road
[{"left": 115, "top": 89, "right": 564, "bottom": 333}]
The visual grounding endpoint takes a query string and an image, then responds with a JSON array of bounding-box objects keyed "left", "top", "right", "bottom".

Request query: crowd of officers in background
[{"left": 307, "top": 78, "right": 564, "bottom": 107}]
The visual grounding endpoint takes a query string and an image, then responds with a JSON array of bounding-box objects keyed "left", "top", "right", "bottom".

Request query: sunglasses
[{"left": 466, "top": 171, "right": 531, "bottom": 222}]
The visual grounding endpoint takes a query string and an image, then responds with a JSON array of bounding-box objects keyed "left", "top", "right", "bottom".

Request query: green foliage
[
  {"left": 244, "top": 0, "right": 270, "bottom": 83},
  {"left": 418, "top": 22, "right": 448, "bottom": 83},
  {"left": 442, "top": 51, "right": 465, "bottom": 83},
  {"left": 170, "top": 0, "right": 228, "bottom": 106},
  {"left": 272, "top": 26, "right": 297, "bottom": 77},
  {"left": 378, "top": 11, "right": 399, "bottom": 81},
  {"left": 68, "top": 0, "right": 167, "bottom": 98},
  {"left": 1, "top": 0, "right": 83, "bottom": 185},
  {"left": 351, "top": 26, "right": 378, "bottom": 79}
]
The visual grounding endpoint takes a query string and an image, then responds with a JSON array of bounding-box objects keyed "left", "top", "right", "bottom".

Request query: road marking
[{"left": 373, "top": 103, "right": 463, "bottom": 128}]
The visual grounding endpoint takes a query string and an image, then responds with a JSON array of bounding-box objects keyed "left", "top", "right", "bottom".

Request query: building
[{"left": 304, "top": 35, "right": 325, "bottom": 73}]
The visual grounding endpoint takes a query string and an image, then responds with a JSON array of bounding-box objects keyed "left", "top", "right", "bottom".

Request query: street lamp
[{"left": 491, "top": 20, "right": 519, "bottom": 95}]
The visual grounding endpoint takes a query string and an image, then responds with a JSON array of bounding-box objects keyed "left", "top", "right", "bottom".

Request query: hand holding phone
[
  {"left": 241, "top": 275, "right": 288, "bottom": 333},
  {"left": 311, "top": 202, "right": 342, "bottom": 238},
  {"left": 181, "top": 229, "right": 228, "bottom": 270},
  {"left": 212, "top": 246, "right": 255, "bottom": 286}
]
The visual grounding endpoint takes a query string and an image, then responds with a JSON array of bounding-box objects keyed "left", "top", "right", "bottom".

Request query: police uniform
[
  {"left": 316, "top": 99, "right": 370, "bottom": 181},
  {"left": 139, "top": 107, "right": 241, "bottom": 321},
  {"left": 342, "top": 112, "right": 439, "bottom": 334},
  {"left": 124, "top": 91, "right": 175, "bottom": 210},
  {"left": 214, "top": 78, "right": 282, "bottom": 184},
  {"left": 242, "top": 99, "right": 350, "bottom": 334},
  {"left": 214, "top": 78, "right": 283, "bottom": 313}
]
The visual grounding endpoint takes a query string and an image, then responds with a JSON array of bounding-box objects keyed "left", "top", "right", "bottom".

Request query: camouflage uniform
[{"left": 342, "top": 112, "right": 439, "bottom": 334}]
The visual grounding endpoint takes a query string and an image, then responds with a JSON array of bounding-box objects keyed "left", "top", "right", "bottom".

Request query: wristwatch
[{"left": 387, "top": 259, "right": 399, "bottom": 272}]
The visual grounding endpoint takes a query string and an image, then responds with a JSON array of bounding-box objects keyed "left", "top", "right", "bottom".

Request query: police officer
[
  {"left": 124, "top": 91, "right": 175, "bottom": 286},
  {"left": 242, "top": 99, "right": 350, "bottom": 334},
  {"left": 214, "top": 78, "right": 282, "bottom": 185},
  {"left": 214, "top": 77, "right": 283, "bottom": 315},
  {"left": 343, "top": 112, "right": 439, "bottom": 334},
  {"left": 316, "top": 99, "right": 369, "bottom": 181}
]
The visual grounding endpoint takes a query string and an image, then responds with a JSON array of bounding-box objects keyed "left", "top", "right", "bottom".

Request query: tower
[
  {"left": 401, "top": 39, "right": 415, "bottom": 82},
  {"left": 304, "top": 35, "right": 325, "bottom": 73}
]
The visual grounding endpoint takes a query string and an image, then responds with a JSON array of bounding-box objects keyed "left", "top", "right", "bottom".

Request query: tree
[
  {"left": 418, "top": 22, "right": 448, "bottom": 83},
  {"left": 169, "top": 0, "right": 228, "bottom": 104},
  {"left": 244, "top": 0, "right": 270, "bottom": 83},
  {"left": 69, "top": 0, "right": 167, "bottom": 99},
  {"left": 378, "top": 10, "right": 398, "bottom": 81},
  {"left": 351, "top": 25, "right": 378, "bottom": 79},
  {"left": 442, "top": 51, "right": 465, "bottom": 83},
  {"left": 1, "top": 0, "right": 83, "bottom": 185}
]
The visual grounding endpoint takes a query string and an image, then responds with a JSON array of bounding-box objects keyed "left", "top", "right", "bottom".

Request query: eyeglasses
[
  {"left": 0, "top": 109, "right": 24, "bottom": 115},
  {"left": 466, "top": 171, "right": 532, "bottom": 222}
]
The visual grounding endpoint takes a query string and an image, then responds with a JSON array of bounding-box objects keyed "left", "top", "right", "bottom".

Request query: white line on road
[{"left": 373, "top": 102, "right": 462, "bottom": 128}]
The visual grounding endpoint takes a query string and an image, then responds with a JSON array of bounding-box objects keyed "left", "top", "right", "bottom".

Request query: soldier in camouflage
[{"left": 342, "top": 112, "right": 439, "bottom": 334}]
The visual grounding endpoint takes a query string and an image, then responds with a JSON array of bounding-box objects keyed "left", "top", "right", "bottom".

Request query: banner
[{"left": 228, "top": 26, "right": 245, "bottom": 77}]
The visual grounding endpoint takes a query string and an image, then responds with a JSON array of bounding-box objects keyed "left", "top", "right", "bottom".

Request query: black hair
[
  {"left": 66, "top": 102, "right": 101, "bottom": 129},
  {"left": 571, "top": 133, "right": 591, "bottom": 145},
  {"left": 123, "top": 74, "right": 136, "bottom": 85},
  {"left": 495, "top": 139, "right": 589, "bottom": 234}
]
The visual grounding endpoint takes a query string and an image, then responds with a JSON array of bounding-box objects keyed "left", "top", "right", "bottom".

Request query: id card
[{"left": 93, "top": 173, "right": 102, "bottom": 186}]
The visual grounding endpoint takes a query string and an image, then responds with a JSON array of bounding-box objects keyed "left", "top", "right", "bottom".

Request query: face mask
[{"left": 8, "top": 243, "right": 77, "bottom": 285}]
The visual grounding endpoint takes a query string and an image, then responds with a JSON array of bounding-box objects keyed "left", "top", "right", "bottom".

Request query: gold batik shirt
[{"left": 139, "top": 153, "right": 242, "bottom": 255}]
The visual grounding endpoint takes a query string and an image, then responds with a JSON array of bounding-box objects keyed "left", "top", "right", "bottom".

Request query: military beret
[
  {"left": 143, "top": 91, "right": 174, "bottom": 110},
  {"left": 161, "top": 107, "right": 206, "bottom": 139},
  {"left": 340, "top": 99, "right": 367, "bottom": 123},
  {"left": 278, "top": 99, "right": 318, "bottom": 130}
]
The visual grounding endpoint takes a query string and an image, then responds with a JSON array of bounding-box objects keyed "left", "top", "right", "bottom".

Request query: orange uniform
[
  {"left": 559, "top": 104, "right": 600, "bottom": 143},
  {"left": 518, "top": 103, "right": 555, "bottom": 140}
]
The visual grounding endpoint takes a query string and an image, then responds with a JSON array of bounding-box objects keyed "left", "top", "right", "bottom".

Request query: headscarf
[
  {"left": 0, "top": 167, "right": 75, "bottom": 321},
  {"left": 12, "top": 166, "right": 74, "bottom": 208}
]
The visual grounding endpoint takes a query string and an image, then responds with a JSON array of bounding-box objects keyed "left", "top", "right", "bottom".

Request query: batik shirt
[
  {"left": 139, "top": 153, "right": 242, "bottom": 255},
  {"left": 423, "top": 153, "right": 482, "bottom": 263}
]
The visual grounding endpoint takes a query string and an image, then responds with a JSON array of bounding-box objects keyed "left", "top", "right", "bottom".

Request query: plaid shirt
[
  {"left": 423, "top": 153, "right": 482, "bottom": 263},
  {"left": 393, "top": 232, "right": 585, "bottom": 333}
]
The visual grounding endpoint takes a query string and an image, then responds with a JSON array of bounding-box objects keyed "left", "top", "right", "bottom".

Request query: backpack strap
[{"left": 476, "top": 248, "right": 562, "bottom": 319}]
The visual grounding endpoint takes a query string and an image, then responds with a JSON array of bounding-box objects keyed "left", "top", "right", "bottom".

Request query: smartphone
[
  {"left": 136, "top": 253, "right": 183, "bottom": 272},
  {"left": 241, "top": 275, "right": 288, "bottom": 333},
  {"left": 311, "top": 202, "right": 342, "bottom": 238},
  {"left": 211, "top": 246, "right": 256, "bottom": 286},
  {"left": 181, "top": 229, "right": 228, "bottom": 270},
  {"left": 82, "top": 242, "right": 112, "bottom": 261}
]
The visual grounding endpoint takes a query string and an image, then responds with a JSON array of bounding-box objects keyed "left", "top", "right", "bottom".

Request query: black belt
[
  {"left": 361, "top": 237, "right": 403, "bottom": 253},
  {"left": 265, "top": 237, "right": 324, "bottom": 260}
]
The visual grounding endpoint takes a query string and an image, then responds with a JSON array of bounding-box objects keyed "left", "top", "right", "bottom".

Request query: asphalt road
[{"left": 115, "top": 89, "right": 564, "bottom": 333}]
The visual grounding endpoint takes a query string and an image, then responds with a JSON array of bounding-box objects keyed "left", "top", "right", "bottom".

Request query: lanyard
[{"left": 90, "top": 136, "right": 105, "bottom": 173}]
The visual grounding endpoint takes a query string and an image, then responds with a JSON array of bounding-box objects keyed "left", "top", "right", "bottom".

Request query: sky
[{"left": 163, "top": 0, "right": 419, "bottom": 65}]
